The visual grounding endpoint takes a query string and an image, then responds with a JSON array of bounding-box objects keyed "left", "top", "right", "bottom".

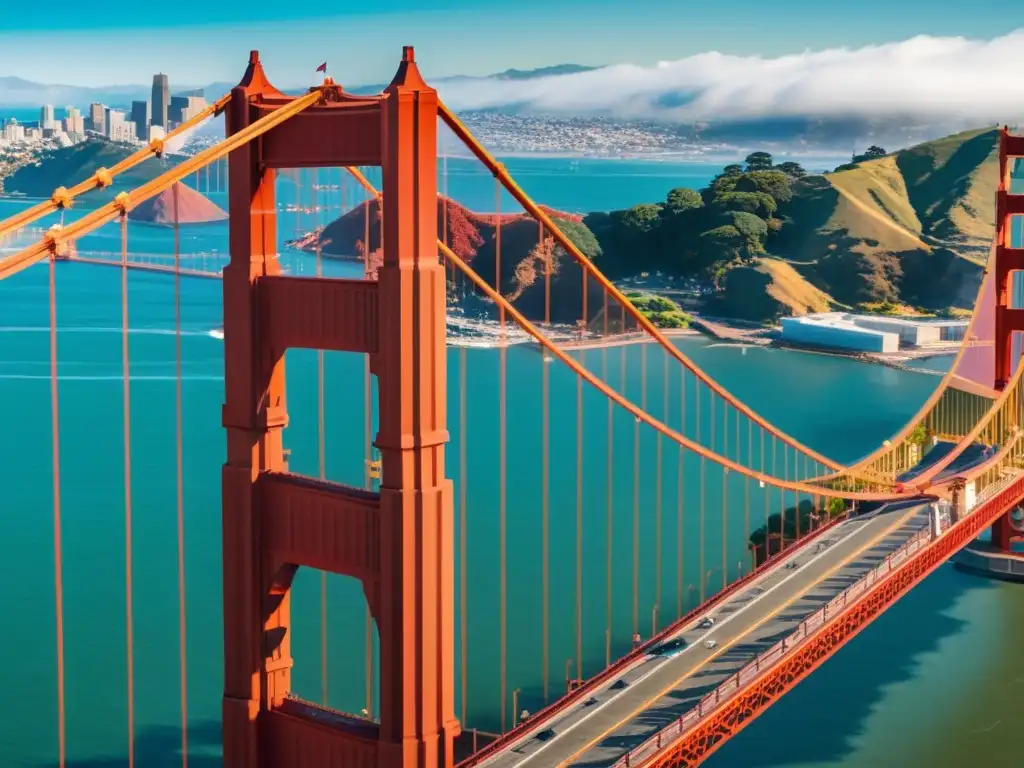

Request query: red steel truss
[{"left": 641, "top": 474, "right": 1024, "bottom": 768}]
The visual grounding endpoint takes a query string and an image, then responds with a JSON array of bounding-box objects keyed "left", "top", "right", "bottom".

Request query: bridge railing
[
  {"left": 612, "top": 520, "right": 937, "bottom": 767},
  {"left": 615, "top": 464, "right": 1024, "bottom": 768}
]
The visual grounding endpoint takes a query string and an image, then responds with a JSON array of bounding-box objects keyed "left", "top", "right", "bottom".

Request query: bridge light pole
[
  {"left": 651, "top": 604, "right": 659, "bottom": 638},
  {"left": 512, "top": 688, "right": 521, "bottom": 728}
]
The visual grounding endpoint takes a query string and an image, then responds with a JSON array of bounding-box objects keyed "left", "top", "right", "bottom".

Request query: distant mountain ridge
[{"left": 0, "top": 64, "right": 596, "bottom": 108}]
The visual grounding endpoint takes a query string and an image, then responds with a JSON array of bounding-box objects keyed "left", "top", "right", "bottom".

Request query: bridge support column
[
  {"left": 371, "top": 47, "right": 460, "bottom": 768},
  {"left": 221, "top": 81, "right": 288, "bottom": 767}
]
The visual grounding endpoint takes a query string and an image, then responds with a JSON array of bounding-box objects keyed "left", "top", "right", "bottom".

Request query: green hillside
[
  {"left": 587, "top": 127, "right": 1001, "bottom": 322},
  {"left": 772, "top": 127, "right": 998, "bottom": 313},
  {"left": 4, "top": 139, "right": 175, "bottom": 201}
]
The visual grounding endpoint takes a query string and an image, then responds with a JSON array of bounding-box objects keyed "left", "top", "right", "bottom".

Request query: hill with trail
[{"left": 765, "top": 126, "right": 999, "bottom": 317}]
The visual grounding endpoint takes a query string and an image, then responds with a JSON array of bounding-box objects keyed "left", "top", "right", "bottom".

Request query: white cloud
[{"left": 434, "top": 31, "right": 1024, "bottom": 122}]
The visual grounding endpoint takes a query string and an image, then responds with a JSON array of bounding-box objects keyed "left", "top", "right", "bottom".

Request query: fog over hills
[{"left": 3, "top": 31, "right": 1022, "bottom": 154}]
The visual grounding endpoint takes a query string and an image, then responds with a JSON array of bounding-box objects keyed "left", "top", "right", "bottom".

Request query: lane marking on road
[
  {"left": 547, "top": 506, "right": 923, "bottom": 768},
  {"left": 495, "top": 506, "right": 916, "bottom": 768}
]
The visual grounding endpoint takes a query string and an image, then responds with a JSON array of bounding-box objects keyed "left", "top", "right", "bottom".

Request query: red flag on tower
[{"left": 316, "top": 62, "right": 327, "bottom": 74}]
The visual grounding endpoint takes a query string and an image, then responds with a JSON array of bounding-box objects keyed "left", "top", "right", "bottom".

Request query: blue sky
[{"left": 0, "top": 0, "right": 1015, "bottom": 87}]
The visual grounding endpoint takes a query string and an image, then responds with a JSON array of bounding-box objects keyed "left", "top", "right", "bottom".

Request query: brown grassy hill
[
  {"left": 127, "top": 182, "right": 226, "bottom": 225},
  {"left": 774, "top": 127, "right": 999, "bottom": 313},
  {"left": 715, "top": 257, "right": 834, "bottom": 321},
  {"left": 297, "top": 197, "right": 604, "bottom": 325}
]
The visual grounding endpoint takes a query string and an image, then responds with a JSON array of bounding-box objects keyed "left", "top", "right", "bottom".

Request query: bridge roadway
[{"left": 480, "top": 499, "right": 932, "bottom": 768}]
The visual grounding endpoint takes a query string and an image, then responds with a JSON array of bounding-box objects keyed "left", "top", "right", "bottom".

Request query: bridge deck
[{"left": 480, "top": 500, "right": 931, "bottom": 768}]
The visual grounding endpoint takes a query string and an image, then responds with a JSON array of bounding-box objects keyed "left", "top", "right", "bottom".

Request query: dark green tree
[
  {"left": 619, "top": 203, "right": 663, "bottom": 233},
  {"left": 865, "top": 145, "right": 887, "bottom": 157},
  {"left": 713, "top": 190, "right": 777, "bottom": 217},
  {"left": 728, "top": 211, "right": 768, "bottom": 258},
  {"left": 722, "top": 163, "right": 744, "bottom": 177},
  {"left": 776, "top": 161, "right": 806, "bottom": 178},
  {"left": 735, "top": 170, "right": 793, "bottom": 204},
  {"left": 744, "top": 151, "right": 773, "bottom": 171},
  {"left": 552, "top": 217, "right": 602, "bottom": 262},
  {"left": 663, "top": 187, "right": 704, "bottom": 216}
]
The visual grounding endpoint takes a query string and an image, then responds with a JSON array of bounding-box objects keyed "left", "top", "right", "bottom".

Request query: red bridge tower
[
  {"left": 220, "top": 49, "right": 458, "bottom": 767},
  {"left": 992, "top": 126, "right": 1024, "bottom": 552}
]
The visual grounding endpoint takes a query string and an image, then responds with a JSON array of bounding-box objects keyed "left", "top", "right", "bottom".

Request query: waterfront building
[
  {"left": 781, "top": 312, "right": 968, "bottom": 353},
  {"left": 781, "top": 314, "right": 899, "bottom": 353}
]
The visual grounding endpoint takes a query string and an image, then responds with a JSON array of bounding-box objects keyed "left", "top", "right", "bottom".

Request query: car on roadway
[{"left": 649, "top": 637, "right": 688, "bottom": 658}]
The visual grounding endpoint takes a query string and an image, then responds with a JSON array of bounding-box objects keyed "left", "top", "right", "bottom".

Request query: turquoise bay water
[{"left": 0, "top": 160, "right": 1020, "bottom": 768}]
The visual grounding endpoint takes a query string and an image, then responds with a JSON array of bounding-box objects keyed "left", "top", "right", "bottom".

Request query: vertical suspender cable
[
  {"left": 677, "top": 369, "right": 685, "bottom": 618},
  {"left": 762, "top": 430, "right": 767, "bottom": 560},
  {"left": 632, "top": 345, "right": 644, "bottom": 636},
  {"left": 773, "top": 437, "right": 781, "bottom": 550},
  {"left": 697, "top": 384, "right": 705, "bottom": 603},
  {"left": 49, "top": 249, "right": 66, "bottom": 768},
  {"left": 784, "top": 445, "right": 789, "bottom": 544},
  {"left": 539, "top": 218, "right": 550, "bottom": 703},
  {"left": 745, "top": 418, "right": 751, "bottom": 574},
  {"left": 541, "top": 327, "right": 550, "bottom": 703},
  {"left": 496, "top": 178, "right": 508, "bottom": 733},
  {"left": 121, "top": 213, "right": 135, "bottom": 768},
  {"left": 604, "top": 346, "right": 613, "bottom": 668},
  {"left": 543, "top": 220, "right": 551, "bottom": 326},
  {"left": 575, "top": 374, "right": 583, "bottom": 684},
  {"left": 459, "top": 346, "right": 468, "bottom": 725},
  {"left": 575, "top": 259, "right": 586, "bottom": 681},
  {"left": 172, "top": 185, "right": 189, "bottom": 767},
  {"left": 119, "top": 214, "right": 137, "bottom": 751},
  {"left": 722, "top": 407, "right": 728, "bottom": 592},
  {"left": 655, "top": 355, "right": 667, "bottom": 632}
]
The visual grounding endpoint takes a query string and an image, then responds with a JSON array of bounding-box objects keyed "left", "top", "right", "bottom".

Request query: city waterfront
[{"left": 0, "top": 161, "right": 1019, "bottom": 767}]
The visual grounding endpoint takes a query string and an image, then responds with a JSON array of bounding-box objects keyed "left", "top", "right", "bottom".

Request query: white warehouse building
[
  {"left": 780, "top": 314, "right": 900, "bottom": 353},
  {"left": 853, "top": 315, "right": 942, "bottom": 345}
]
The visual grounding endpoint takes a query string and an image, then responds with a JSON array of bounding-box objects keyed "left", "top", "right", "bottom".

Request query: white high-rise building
[
  {"left": 63, "top": 107, "right": 84, "bottom": 136},
  {"left": 105, "top": 108, "right": 135, "bottom": 142},
  {"left": 3, "top": 119, "right": 26, "bottom": 143},
  {"left": 40, "top": 104, "right": 56, "bottom": 131}
]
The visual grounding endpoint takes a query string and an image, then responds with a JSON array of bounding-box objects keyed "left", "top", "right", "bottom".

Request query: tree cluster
[
  {"left": 832, "top": 145, "right": 888, "bottom": 173},
  {"left": 583, "top": 152, "right": 804, "bottom": 285}
]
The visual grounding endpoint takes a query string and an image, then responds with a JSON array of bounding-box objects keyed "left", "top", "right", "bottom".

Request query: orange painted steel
[
  {"left": 0, "top": 87, "right": 321, "bottom": 282},
  {"left": 0, "top": 93, "right": 231, "bottom": 239},
  {"left": 637, "top": 474, "right": 1024, "bottom": 768},
  {"left": 219, "top": 48, "right": 458, "bottom": 768},
  {"left": 435, "top": 102, "right": 842, "bottom": 473},
  {"left": 439, "top": 241, "right": 906, "bottom": 501},
  {"left": 120, "top": 215, "right": 136, "bottom": 768},
  {"left": 48, "top": 252, "right": 66, "bottom": 768},
  {"left": 172, "top": 185, "right": 189, "bottom": 767}
]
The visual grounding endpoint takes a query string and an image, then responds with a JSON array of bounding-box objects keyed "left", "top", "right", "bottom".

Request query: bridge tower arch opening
[
  {"left": 990, "top": 127, "right": 1024, "bottom": 553},
  {"left": 220, "top": 48, "right": 458, "bottom": 767}
]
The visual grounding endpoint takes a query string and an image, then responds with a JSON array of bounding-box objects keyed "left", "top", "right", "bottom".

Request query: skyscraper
[
  {"left": 40, "top": 104, "right": 55, "bottom": 131},
  {"left": 131, "top": 100, "right": 150, "bottom": 143},
  {"left": 169, "top": 95, "right": 189, "bottom": 127},
  {"left": 151, "top": 73, "right": 169, "bottom": 130},
  {"left": 88, "top": 102, "right": 105, "bottom": 135}
]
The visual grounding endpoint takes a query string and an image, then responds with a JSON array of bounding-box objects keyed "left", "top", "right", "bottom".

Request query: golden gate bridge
[{"left": 1, "top": 47, "right": 1023, "bottom": 768}]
